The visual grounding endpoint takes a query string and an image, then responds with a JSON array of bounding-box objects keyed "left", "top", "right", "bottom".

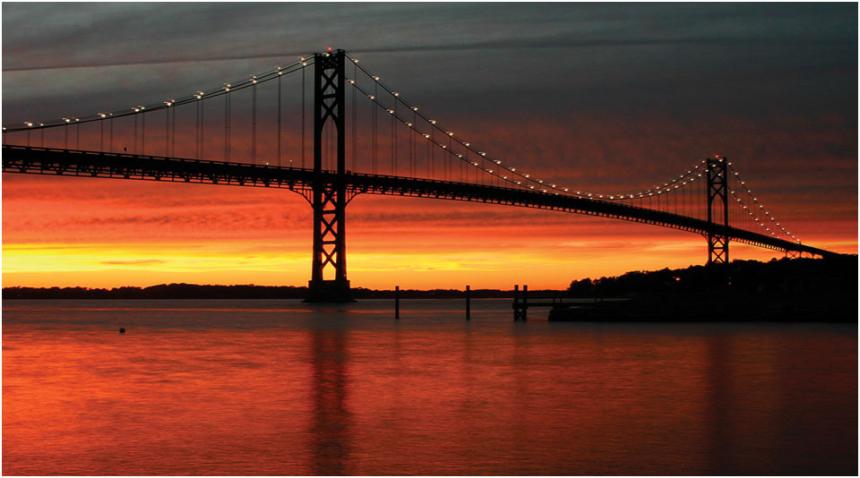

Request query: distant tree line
[
  {"left": 568, "top": 256, "right": 858, "bottom": 298},
  {"left": 4, "top": 257, "right": 855, "bottom": 300}
]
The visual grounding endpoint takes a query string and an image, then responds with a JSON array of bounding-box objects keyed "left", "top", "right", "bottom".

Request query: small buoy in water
[{"left": 119, "top": 327, "right": 126, "bottom": 334}]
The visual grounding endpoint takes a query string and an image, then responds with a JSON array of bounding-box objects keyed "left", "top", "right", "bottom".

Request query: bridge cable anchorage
[{"left": 346, "top": 54, "right": 708, "bottom": 202}]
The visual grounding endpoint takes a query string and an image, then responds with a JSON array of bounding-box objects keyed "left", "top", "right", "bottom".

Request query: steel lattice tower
[
  {"left": 307, "top": 49, "right": 351, "bottom": 302},
  {"left": 706, "top": 155, "right": 729, "bottom": 265}
]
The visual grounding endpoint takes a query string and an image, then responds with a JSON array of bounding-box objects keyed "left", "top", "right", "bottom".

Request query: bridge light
[
  {"left": 24, "top": 121, "right": 33, "bottom": 127},
  {"left": 99, "top": 113, "right": 108, "bottom": 118},
  {"left": 406, "top": 122, "right": 413, "bottom": 127},
  {"left": 464, "top": 142, "right": 470, "bottom": 147},
  {"left": 63, "top": 117, "right": 71, "bottom": 123},
  {"left": 373, "top": 75, "right": 380, "bottom": 81},
  {"left": 524, "top": 174, "right": 530, "bottom": 178},
  {"left": 510, "top": 167, "right": 516, "bottom": 172},
  {"left": 479, "top": 152, "right": 486, "bottom": 156},
  {"left": 429, "top": 120, "right": 436, "bottom": 125},
  {"left": 412, "top": 106, "right": 418, "bottom": 111},
  {"left": 369, "top": 95, "right": 375, "bottom": 100},
  {"left": 393, "top": 92, "right": 400, "bottom": 97},
  {"left": 349, "top": 79, "right": 355, "bottom": 84},
  {"left": 424, "top": 134, "right": 431, "bottom": 139},
  {"left": 448, "top": 131, "right": 454, "bottom": 136}
]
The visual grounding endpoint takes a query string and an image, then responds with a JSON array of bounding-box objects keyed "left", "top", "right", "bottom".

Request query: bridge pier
[{"left": 306, "top": 49, "right": 352, "bottom": 302}]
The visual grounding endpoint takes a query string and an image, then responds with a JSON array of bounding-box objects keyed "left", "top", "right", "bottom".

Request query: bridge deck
[{"left": 1, "top": 145, "right": 834, "bottom": 257}]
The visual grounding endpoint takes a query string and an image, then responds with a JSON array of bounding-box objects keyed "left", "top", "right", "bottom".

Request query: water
[{"left": 3, "top": 299, "right": 856, "bottom": 475}]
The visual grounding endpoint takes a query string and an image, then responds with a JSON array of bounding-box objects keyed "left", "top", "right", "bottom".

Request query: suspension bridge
[{"left": 2, "top": 49, "right": 837, "bottom": 301}]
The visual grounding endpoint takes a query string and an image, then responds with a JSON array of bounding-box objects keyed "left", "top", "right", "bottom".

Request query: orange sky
[
  {"left": 2, "top": 4, "right": 856, "bottom": 290},
  {"left": 2, "top": 171, "right": 854, "bottom": 290}
]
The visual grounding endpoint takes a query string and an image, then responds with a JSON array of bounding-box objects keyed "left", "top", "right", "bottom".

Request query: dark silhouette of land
[
  {"left": 4, "top": 257, "right": 856, "bottom": 322},
  {"left": 557, "top": 256, "right": 857, "bottom": 322}
]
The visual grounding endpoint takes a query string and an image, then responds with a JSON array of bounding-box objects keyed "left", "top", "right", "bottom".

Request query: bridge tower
[
  {"left": 706, "top": 155, "right": 729, "bottom": 265},
  {"left": 306, "top": 49, "right": 352, "bottom": 302}
]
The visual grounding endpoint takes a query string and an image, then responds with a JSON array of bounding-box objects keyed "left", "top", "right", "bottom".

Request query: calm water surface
[{"left": 3, "top": 299, "right": 857, "bottom": 475}]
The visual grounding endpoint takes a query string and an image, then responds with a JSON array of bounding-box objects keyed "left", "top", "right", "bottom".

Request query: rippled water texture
[{"left": 3, "top": 299, "right": 857, "bottom": 475}]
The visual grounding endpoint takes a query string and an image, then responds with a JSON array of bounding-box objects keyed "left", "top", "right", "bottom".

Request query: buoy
[{"left": 119, "top": 327, "right": 126, "bottom": 334}]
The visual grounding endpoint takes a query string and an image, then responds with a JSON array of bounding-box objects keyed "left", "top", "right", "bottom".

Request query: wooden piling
[
  {"left": 513, "top": 284, "right": 520, "bottom": 321},
  {"left": 465, "top": 285, "right": 471, "bottom": 321},
  {"left": 522, "top": 284, "right": 528, "bottom": 321}
]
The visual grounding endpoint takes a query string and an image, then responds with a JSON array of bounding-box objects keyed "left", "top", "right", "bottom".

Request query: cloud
[{"left": 100, "top": 259, "right": 165, "bottom": 266}]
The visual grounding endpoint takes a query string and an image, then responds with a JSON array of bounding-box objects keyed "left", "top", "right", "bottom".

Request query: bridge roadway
[{"left": 1, "top": 145, "right": 835, "bottom": 257}]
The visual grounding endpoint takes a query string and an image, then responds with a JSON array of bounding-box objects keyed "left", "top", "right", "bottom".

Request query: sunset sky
[{"left": 2, "top": 3, "right": 857, "bottom": 289}]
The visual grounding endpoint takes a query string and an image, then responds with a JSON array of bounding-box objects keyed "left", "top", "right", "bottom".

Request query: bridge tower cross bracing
[
  {"left": 306, "top": 49, "right": 352, "bottom": 302},
  {"left": 706, "top": 155, "right": 729, "bottom": 265}
]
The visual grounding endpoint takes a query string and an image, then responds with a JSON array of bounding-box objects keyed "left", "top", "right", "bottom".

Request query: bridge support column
[
  {"left": 706, "top": 155, "right": 729, "bottom": 265},
  {"left": 307, "top": 49, "right": 352, "bottom": 302}
]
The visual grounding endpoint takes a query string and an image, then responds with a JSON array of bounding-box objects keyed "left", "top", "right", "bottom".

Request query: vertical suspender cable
[
  {"left": 195, "top": 100, "right": 201, "bottom": 159},
  {"left": 200, "top": 99, "right": 205, "bottom": 159},
  {"left": 224, "top": 90, "right": 231, "bottom": 161},
  {"left": 134, "top": 115, "right": 138, "bottom": 153},
  {"left": 391, "top": 102, "right": 397, "bottom": 174},
  {"left": 164, "top": 108, "right": 169, "bottom": 155},
  {"left": 352, "top": 63, "right": 357, "bottom": 172},
  {"left": 372, "top": 82, "right": 378, "bottom": 174},
  {"left": 301, "top": 66, "right": 306, "bottom": 168},
  {"left": 170, "top": 107, "right": 176, "bottom": 157},
  {"left": 141, "top": 113, "right": 146, "bottom": 155},
  {"left": 277, "top": 74, "right": 282, "bottom": 167},
  {"left": 252, "top": 81, "right": 257, "bottom": 163}
]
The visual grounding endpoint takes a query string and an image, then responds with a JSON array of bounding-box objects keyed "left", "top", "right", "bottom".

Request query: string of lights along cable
[{"left": 3, "top": 48, "right": 811, "bottom": 256}]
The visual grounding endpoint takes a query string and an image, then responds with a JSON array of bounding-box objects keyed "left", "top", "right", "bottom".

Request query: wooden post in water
[
  {"left": 522, "top": 284, "right": 528, "bottom": 321},
  {"left": 465, "top": 285, "right": 471, "bottom": 321},
  {"left": 395, "top": 285, "right": 400, "bottom": 320},
  {"left": 513, "top": 284, "right": 520, "bottom": 321}
]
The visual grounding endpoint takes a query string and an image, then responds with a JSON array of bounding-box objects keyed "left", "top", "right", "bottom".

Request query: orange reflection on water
[{"left": 3, "top": 300, "right": 857, "bottom": 475}]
